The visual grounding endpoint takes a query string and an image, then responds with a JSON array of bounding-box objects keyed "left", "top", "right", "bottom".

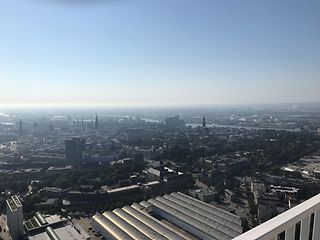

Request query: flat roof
[
  {"left": 45, "top": 214, "right": 65, "bottom": 225},
  {"left": 12, "top": 195, "right": 22, "bottom": 206},
  {"left": 7, "top": 199, "right": 17, "bottom": 212},
  {"left": 6, "top": 195, "right": 22, "bottom": 212},
  {"left": 28, "top": 224, "right": 90, "bottom": 240}
]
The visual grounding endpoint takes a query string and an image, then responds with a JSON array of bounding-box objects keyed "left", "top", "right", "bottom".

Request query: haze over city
[
  {"left": 2, "top": 1, "right": 320, "bottom": 240},
  {"left": 1, "top": 0, "right": 319, "bottom": 108}
]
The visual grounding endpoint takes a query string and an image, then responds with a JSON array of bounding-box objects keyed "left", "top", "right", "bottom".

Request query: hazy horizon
[
  {"left": 1, "top": 0, "right": 319, "bottom": 106},
  {"left": 1, "top": 101, "right": 320, "bottom": 111}
]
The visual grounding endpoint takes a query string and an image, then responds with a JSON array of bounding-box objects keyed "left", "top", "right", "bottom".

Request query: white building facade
[
  {"left": 234, "top": 193, "right": 320, "bottom": 240},
  {"left": 6, "top": 195, "right": 24, "bottom": 240}
]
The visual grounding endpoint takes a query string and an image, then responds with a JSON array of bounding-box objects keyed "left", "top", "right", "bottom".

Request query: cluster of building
[
  {"left": 198, "top": 152, "right": 251, "bottom": 186},
  {"left": 146, "top": 166, "right": 192, "bottom": 188},
  {"left": 6, "top": 195, "right": 90, "bottom": 240},
  {"left": 164, "top": 116, "right": 186, "bottom": 129},
  {"left": 25, "top": 213, "right": 90, "bottom": 240},
  {"left": 282, "top": 150, "right": 320, "bottom": 180},
  {"left": 1, "top": 111, "right": 320, "bottom": 240},
  {"left": 5, "top": 192, "right": 244, "bottom": 240},
  {"left": 37, "top": 166, "right": 191, "bottom": 207}
]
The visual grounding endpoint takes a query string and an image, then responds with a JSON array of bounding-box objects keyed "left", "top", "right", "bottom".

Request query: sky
[{"left": 0, "top": 0, "right": 319, "bottom": 107}]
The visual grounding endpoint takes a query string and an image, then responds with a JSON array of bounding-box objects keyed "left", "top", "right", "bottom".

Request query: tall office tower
[
  {"left": 6, "top": 195, "right": 24, "bottom": 240},
  {"left": 65, "top": 138, "right": 86, "bottom": 163},
  {"left": 202, "top": 116, "right": 206, "bottom": 128},
  {"left": 95, "top": 114, "right": 99, "bottom": 129}
]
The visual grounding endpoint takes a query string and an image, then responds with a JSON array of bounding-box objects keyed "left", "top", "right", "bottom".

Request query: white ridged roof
[{"left": 92, "top": 192, "right": 243, "bottom": 240}]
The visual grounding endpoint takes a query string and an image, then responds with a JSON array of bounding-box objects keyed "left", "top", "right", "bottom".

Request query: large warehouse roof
[{"left": 92, "top": 192, "right": 243, "bottom": 240}]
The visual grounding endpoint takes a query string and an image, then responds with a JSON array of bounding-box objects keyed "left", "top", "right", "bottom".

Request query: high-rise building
[
  {"left": 6, "top": 195, "right": 24, "bottom": 240},
  {"left": 65, "top": 138, "right": 86, "bottom": 163}
]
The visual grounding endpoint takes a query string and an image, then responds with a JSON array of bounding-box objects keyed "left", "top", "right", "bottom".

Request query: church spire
[
  {"left": 19, "top": 119, "right": 23, "bottom": 135},
  {"left": 202, "top": 116, "right": 206, "bottom": 128},
  {"left": 95, "top": 114, "right": 98, "bottom": 129}
]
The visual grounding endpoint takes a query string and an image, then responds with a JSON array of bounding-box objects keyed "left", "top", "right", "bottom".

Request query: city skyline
[{"left": 0, "top": 0, "right": 319, "bottom": 107}]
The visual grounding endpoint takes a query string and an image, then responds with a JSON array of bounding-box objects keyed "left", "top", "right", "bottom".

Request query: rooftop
[
  {"left": 24, "top": 213, "right": 65, "bottom": 232},
  {"left": 92, "top": 192, "right": 242, "bottom": 240},
  {"left": 28, "top": 224, "right": 90, "bottom": 240},
  {"left": 6, "top": 195, "right": 22, "bottom": 212}
]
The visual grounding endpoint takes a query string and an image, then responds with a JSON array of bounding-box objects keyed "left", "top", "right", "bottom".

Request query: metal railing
[{"left": 233, "top": 193, "right": 320, "bottom": 240}]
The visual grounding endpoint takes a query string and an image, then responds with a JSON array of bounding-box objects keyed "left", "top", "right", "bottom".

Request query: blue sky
[{"left": 0, "top": 0, "right": 319, "bottom": 107}]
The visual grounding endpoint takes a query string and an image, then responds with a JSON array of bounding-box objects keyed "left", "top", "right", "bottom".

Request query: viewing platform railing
[{"left": 233, "top": 193, "right": 320, "bottom": 240}]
